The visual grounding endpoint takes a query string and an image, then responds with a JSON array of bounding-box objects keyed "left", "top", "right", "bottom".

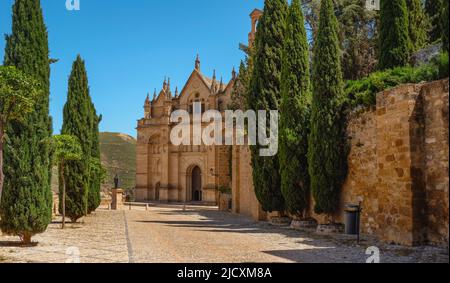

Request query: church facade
[
  {"left": 134, "top": 60, "right": 236, "bottom": 204},
  {"left": 135, "top": 9, "right": 262, "bottom": 204}
]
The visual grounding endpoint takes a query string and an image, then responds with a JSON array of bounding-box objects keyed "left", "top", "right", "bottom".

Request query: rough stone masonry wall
[
  {"left": 313, "top": 79, "right": 449, "bottom": 246},
  {"left": 373, "top": 83, "right": 425, "bottom": 245},
  {"left": 422, "top": 80, "right": 449, "bottom": 245}
]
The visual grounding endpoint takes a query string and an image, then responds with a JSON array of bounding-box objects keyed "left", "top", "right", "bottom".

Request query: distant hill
[
  {"left": 99, "top": 132, "right": 136, "bottom": 192},
  {"left": 51, "top": 132, "right": 136, "bottom": 195}
]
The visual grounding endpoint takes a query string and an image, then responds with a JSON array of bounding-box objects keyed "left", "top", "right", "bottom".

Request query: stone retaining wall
[
  {"left": 233, "top": 79, "right": 449, "bottom": 247},
  {"left": 310, "top": 79, "right": 449, "bottom": 246}
]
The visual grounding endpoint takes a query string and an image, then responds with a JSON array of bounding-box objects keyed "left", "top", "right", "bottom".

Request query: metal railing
[{"left": 123, "top": 202, "right": 150, "bottom": 210}]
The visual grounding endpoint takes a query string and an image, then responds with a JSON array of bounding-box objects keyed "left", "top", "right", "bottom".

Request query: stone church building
[
  {"left": 135, "top": 60, "right": 235, "bottom": 204},
  {"left": 135, "top": 9, "right": 263, "bottom": 204}
]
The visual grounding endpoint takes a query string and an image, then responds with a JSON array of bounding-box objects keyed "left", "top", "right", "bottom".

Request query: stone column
[
  {"left": 135, "top": 134, "right": 149, "bottom": 202},
  {"left": 147, "top": 144, "right": 154, "bottom": 201},
  {"left": 160, "top": 131, "right": 170, "bottom": 202}
]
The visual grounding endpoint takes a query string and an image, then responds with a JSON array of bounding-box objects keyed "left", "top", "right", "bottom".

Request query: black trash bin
[{"left": 345, "top": 204, "right": 360, "bottom": 235}]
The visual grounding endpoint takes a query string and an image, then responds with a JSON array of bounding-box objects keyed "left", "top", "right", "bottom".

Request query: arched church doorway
[{"left": 191, "top": 166, "right": 202, "bottom": 201}]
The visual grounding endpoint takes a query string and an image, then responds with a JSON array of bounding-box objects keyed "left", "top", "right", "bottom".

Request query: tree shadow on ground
[
  {"left": 138, "top": 208, "right": 359, "bottom": 249},
  {"left": 50, "top": 220, "right": 84, "bottom": 229},
  {"left": 0, "top": 241, "right": 39, "bottom": 248},
  {"left": 262, "top": 248, "right": 364, "bottom": 263},
  {"left": 145, "top": 220, "right": 353, "bottom": 248},
  {"left": 139, "top": 218, "right": 359, "bottom": 248}
]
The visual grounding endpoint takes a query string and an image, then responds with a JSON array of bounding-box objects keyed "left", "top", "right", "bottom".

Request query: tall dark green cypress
[
  {"left": 425, "top": 0, "right": 443, "bottom": 43},
  {"left": 378, "top": 0, "right": 411, "bottom": 70},
  {"left": 308, "top": 0, "right": 348, "bottom": 216},
  {"left": 407, "top": 0, "right": 431, "bottom": 52},
  {"left": 0, "top": 0, "right": 52, "bottom": 244},
  {"left": 279, "top": 0, "right": 311, "bottom": 218},
  {"left": 61, "top": 55, "right": 92, "bottom": 222},
  {"left": 248, "top": 0, "right": 288, "bottom": 213},
  {"left": 88, "top": 109, "right": 101, "bottom": 214},
  {"left": 442, "top": 0, "right": 449, "bottom": 52}
]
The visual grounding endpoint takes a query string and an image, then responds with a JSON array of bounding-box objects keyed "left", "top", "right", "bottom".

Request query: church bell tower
[{"left": 248, "top": 9, "right": 263, "bottom": 48}]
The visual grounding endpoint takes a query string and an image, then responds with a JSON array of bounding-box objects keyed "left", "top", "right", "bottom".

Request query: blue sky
[{"left": 0, "top": 0, "right": 264, "bottom": 137}]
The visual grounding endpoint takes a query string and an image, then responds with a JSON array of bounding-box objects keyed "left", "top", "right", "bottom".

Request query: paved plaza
[{"left": 0, "top": 205, "right": 448, "bottom": 263}]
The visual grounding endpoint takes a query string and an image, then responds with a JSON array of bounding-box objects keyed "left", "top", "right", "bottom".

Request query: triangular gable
[
  {"left": 153, "top": 90, "right": 166, "bottom": 106},
  {"left": 178, "top": 70, "right": 212, "bottom": 101},
  {"left": 223, "top": 79, "right": 233, "bottom": 94}
]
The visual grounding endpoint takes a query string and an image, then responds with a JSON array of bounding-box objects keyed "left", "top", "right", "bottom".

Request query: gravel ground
[
  {"left": 0, "top": 209, "right": 129, "bottom": 263},
  {"left": 1, "top": 205, "right": 448, "bottom": 263}
]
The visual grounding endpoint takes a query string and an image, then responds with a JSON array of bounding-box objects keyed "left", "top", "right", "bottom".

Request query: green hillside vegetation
[
  {"left": 99, "top": 132, "right": 136, "bottom": 192},
  {"left": 346, "top": 52, "right": 449, "bottom": 108}
]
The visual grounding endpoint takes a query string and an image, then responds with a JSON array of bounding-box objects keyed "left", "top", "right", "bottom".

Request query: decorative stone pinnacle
[
  {"left": 211, "top": 70, "right": 218, "bottom": 94},
  {"left": 195, "top": 54, "right": 201, "bottom": 71},
  {"left": 219, "top": 77, "right": 224, "bottom": 92}
]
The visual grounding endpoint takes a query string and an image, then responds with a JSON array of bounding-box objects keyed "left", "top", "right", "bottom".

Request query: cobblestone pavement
[{"left": 1, "top": 205, "right": 448, "bottom": 263}]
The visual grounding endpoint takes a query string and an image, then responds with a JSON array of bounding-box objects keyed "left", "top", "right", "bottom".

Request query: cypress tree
[
  {"left": 230, "top": 60, "right": 249, "bottom": 111},
  {"left": 378, "top": 0, "right": 411, "bottom": 70},
  {"left": 0, "top": 0, "right": 53, "bottom": 244},
  {"left": 87, "top": 110, "right": 102, "bottom": 214},
  {"left": 279, "top": 0, "right": 311, "bottom": 218},
  {"left": 61, "top": 55, "right": 92, "bottom": 222},
  {"left": 425, "top": 0, "right": 443, "bottom": 43},
  {"left": 442, "top": 0, "right": 449, "bottom": 52},
  {"left": 247, "top": 0, "right": 288, "bottom": 213},
  {"left": 308, "top": 0, "right": 348, "bottom": 216},
  {"left": 407, "top": 0, "right": 431, "bottom": 52}
]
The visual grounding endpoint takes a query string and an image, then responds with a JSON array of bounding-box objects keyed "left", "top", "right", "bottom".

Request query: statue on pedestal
[{"left": 111, "top": 174, "right": 123, "bottom": 210}]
